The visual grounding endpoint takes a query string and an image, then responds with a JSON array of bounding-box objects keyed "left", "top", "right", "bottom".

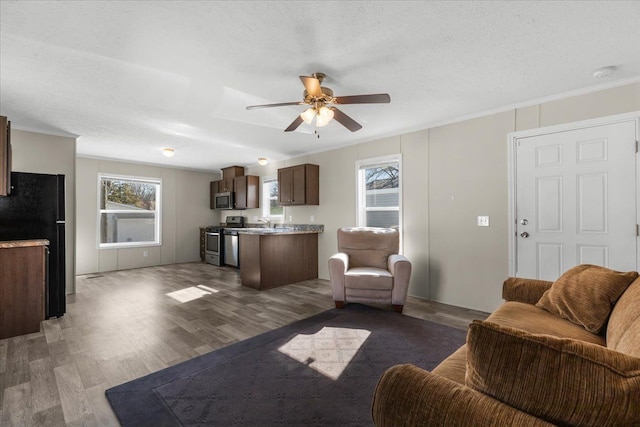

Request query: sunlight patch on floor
[
  {"left": 166, "top": 285, "right": 219, "bottom": 303},
  {"left": 278, "top": 327, "right": 371, "bottom": 380}
]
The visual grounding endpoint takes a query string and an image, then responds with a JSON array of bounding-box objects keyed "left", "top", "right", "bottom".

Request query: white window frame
[
  {"left": 261, "top": 175, "right": 284, "bottom": 220},
  {"left": 355, "top": 154, "right": 402, "bottom": 230},
  {"left": 97, "top": 173, "right": 162, "bottom": 249}
]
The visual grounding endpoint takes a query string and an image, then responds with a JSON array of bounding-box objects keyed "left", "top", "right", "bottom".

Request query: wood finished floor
[{"left": 0, "top": 262, "right": 489, "bottom": 426}]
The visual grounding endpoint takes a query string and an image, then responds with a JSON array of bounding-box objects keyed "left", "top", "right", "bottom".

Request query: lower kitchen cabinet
[
  {"left": 239, "top": 233, "right": 318, "bottom": 290},
  {"left": 199, "top": 227, "right": 206, "bottom": 261},
  {"left": 0, "top": 240, "right": 48, "bottom": 340}
]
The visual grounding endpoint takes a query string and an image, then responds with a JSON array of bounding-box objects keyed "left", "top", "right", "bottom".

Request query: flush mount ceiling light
[
  {"left": 258, "top": 157, "right": 268, "bottom": 166},
  {"left": 162, "top": 148, "right": 175, "bottom": 157},
  {"left": 592, "top": 66, "right": 617, "bottom": 78}
]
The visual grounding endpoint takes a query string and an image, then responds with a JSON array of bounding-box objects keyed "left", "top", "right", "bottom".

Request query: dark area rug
[{"left": 106, "top": 304, "right": 467, "bottom": 426}]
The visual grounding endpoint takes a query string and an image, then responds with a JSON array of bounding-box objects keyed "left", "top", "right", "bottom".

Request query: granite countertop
[
  {"left": 233, "top": 224, "right": 324, "bottom": 235},
  {"left": 0, "top": 239, "right": 50, "bottom": 248}
]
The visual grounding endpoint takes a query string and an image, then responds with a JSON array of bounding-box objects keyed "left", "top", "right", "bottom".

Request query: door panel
[{"left": 516, "top": 120, "right": 637, "bottom": 280}]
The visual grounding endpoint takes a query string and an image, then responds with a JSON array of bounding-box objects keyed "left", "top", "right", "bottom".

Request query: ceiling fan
[{"left": 246, "top": 72, "right": 390, "bottom": 132}]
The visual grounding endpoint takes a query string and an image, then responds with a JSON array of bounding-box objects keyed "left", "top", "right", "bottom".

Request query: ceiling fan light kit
[{"left": 246, "top": 72, "right": 390, "bottom": 133}]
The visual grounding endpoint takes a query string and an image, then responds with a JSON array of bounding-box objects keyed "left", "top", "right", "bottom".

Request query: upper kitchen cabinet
[
  {"left": 209, "top": 181, "right": 219, "bottom": 209},
  {"left": 218, "top": 165, "right": 244, "bottom": 193},
  {"left": 210, "top": 166, "right": 259, "bottom": 210},
  {"left": 278, "top": 164, "right": 319, "bottom": 206},
  {"left": 0, "top": 116, "right": 11, "bottom": 196},
  {"left": 234, "top": 175, "right": 259, "bottom": 209}
]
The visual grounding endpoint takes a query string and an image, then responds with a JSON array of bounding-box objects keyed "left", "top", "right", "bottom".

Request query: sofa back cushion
[
  {"left": 466, "top": 320, "right": 640, "bottom": 427},
  {"left": 536, "top": 264, "right": 637, "bottom": 333},
  {"left": 337, "top": 227, "right": 398, "bottom": 269},
  {"left": 608, "top": 277, "right": 640, "bottom": 357}
]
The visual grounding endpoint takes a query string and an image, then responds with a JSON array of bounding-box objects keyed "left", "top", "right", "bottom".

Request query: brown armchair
[{"left": 328, "top": 227, "right": 411, "bottom": 313}]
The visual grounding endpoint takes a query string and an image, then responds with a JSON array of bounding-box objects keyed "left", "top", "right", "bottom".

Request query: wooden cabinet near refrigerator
[{"left": 0, "top": 240, "right": 48, "bottom": 340}]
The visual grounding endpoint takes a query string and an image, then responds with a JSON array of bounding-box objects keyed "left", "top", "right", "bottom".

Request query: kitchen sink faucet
[{"left": 258, "top": 218, "right": 271, "bottom": 228}]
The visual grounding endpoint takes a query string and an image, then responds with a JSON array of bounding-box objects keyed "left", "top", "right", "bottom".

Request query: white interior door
[{"left": 515, "top": 120, "right": 637, "bottom": 280}]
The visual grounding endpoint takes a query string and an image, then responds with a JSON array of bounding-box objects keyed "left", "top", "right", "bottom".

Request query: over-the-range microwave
[{"left": 214, "top": 192, "right": 234, "bottom": 210}]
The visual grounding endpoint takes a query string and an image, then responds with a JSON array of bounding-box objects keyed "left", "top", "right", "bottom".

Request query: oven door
[{"left": 205, "top": 231, "right": 222, "bottom": 266}]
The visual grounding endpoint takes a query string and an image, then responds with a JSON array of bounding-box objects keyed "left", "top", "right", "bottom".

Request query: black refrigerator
[{"left": 0, "top": 172, "right": 66, "bottom": 318}]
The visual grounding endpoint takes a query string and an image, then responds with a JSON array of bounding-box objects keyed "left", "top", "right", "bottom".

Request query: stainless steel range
[
  {"left": 204, "top": 226, "right": 224, "bottom": 266},
  {"left": 204, "top": 216, "right": 246, "bottom": 267}
]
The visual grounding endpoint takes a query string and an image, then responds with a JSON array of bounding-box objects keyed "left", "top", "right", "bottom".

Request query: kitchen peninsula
[{"left": 238, "top": 225, "right": 323, "bottom": 290}]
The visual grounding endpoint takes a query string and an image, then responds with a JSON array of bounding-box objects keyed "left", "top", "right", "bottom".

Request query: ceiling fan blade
[
  {"left": 299, "top": 76, "right": 323, "bottom": 97},
  {"left": 330, "top": 107, "right": 363, "bottom": 132},
  {"left": 333, "top": 93, "right": 390, "bottom": 104},
  {"left": 246, "top": 101, "right": 303, "bottom": 110},
  {"left": 284, "top": 115, "right": 304, "bottom": 132}
]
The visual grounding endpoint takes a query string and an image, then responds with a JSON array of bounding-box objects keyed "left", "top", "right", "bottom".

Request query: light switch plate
[{"left": 477, "top": 216, "right": 490, "bottom": 227}]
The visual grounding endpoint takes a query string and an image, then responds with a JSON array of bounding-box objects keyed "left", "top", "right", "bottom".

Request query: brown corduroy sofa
[{"left": 372, "top": 265, "right": 640, "bottom": 426}]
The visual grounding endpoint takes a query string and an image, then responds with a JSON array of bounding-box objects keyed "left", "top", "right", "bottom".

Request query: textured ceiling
[{"left": 1, "top": 1, "right": 639, "bottom": 172}]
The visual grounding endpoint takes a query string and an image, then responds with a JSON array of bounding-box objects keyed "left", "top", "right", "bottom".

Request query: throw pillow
[
  {"left": 536, "top": 264, "right": 637, "bottom": 333},
  {"left": 465, "top": 320, "right": 640, "bottom": 427}
]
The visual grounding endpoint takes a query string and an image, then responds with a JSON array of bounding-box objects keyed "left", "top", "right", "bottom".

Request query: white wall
[
  {"left": 14, "top": 83, "right": 637, "bottom": 312},
  {"left": 225, "top": 82, "right": 640, "bottom": 313},
  {"left": 75, "top": 157, "right": 220, "bottom": 274},
  {"left": 10, "top": 129, "right": 77, "bottom": 294}
]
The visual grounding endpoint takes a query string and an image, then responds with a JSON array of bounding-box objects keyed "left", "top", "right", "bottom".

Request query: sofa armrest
[
  {"left": 502, "top": 277, "right": 553, "bottom": 305},
  {"left": 372, "top": 364, "right": 555, "bottom": 427}
]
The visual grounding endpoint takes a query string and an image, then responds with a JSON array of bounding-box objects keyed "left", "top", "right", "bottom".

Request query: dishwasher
[
  {"left": 223, "top": 229, "right": 239, "bottom": 267},
  {"left": 223, "top": 215, "right": 245, "bottom": 268}
]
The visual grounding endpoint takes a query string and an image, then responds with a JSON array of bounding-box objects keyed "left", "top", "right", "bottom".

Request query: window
[
  {"left": 262, "top": 176, "right": 283, "bottom": 219},
  {"left": 356, "top": 155, "right": 401, "bottom": 229},
  {"left": 98, "top": 174, "right": 161, "bottom": 248}
]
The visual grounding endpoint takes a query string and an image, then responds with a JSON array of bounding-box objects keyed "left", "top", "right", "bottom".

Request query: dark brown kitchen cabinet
[
  {"left": 234, "top": 175, "right": 259, "bottom": 209},
  {"left": 0, "top": 240, "right": 48, "bottom": 340},
  {"left": 217, "top": 177, "right": 234, "bottom": 193},
  {"left": 220, "top": 166, "right": 244, "bottom": 193},
  {"left": 199, "top": 227, "right": 206, "bottom": 261},
  {"left": 1, "top": 116, "right": 11, "bottom": 197},
  {"left": 278, "top": 164, "right": 319, "bottom": 205},
  {"left": 209, "top": 181, "right": 219, "bottom": 209}
]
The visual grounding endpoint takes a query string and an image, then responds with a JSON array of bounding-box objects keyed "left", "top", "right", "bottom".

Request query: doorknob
[
  {"left": 520, "top": 232, "right": 529, "bottom": 238},
  {"left": 520, "top": 219, "right": 528, "bottom": 225}
]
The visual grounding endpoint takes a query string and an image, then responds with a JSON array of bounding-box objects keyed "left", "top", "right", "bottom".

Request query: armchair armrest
[
  {"left": 328, "top": 253, "right": 349, "bottom": 302},
  {"left": 502, "top": 277, "right": 553, "bottom": 305},
  {"left": 372, "top": 364, "right": 554, "bottom": 427},
  {"left": 388, "top": 255, "right": 411, "bottom": 306},
  {"left": 329, "top": 252, "right": 349, "bottom": 273}
]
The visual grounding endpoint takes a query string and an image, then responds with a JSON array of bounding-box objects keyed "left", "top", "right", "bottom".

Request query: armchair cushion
[
  {"left": 345, "top": 267, "right": 393, "bottom": 290},
  {"left": 465, "top": 320, "right": 640, "bottom": 427},
  {"left": 536, "top": 264, "right": 637, "bottom": 333},
  {"left": 337, "top": 227, "right": 399, "bottom": 269}
]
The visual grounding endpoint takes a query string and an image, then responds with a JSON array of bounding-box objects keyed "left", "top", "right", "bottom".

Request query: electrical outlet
[
  {"left": 143, "top": 250, "right": 149, "bottom": 257},
  {"left": 288, "top": 215, "right": 293, "bottom": 222},
  {"left": 477, "top": 216, "right": 490, "bottom": 227},
  {"left": 253, "top": 216, "right": 258, "bottom": 222},
  {"left": 310, "top": 215, "right": 315, "bottom": 222}
]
